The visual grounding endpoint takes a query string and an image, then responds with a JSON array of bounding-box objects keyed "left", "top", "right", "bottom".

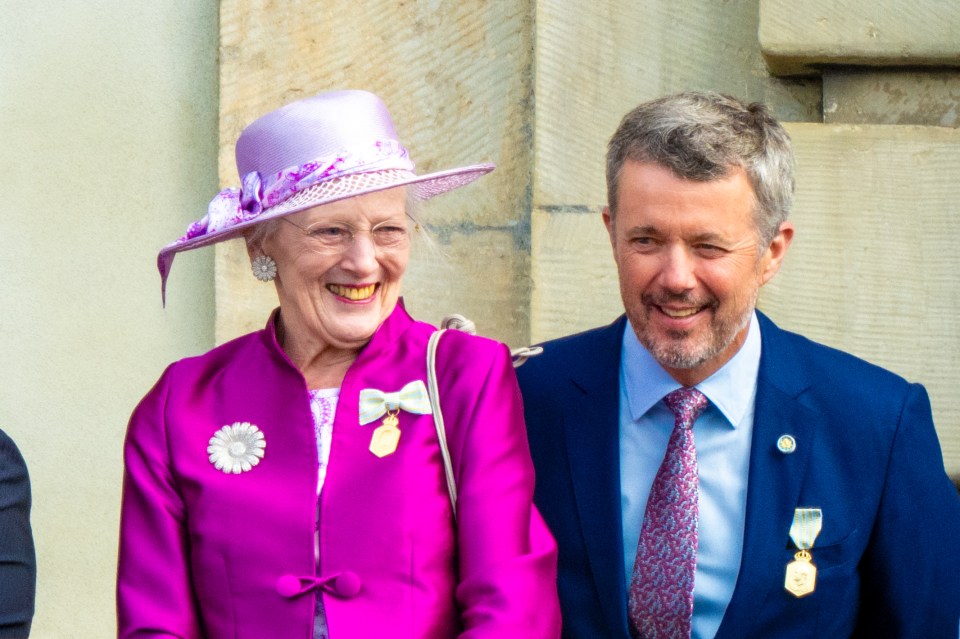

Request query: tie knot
[{"left": 663, "top": 387, "right": 708, "bottom": 430}]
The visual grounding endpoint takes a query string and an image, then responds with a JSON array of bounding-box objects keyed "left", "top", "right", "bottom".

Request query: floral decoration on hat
[{"left": 208, "top": 422, "right": 266, "bottom": 474}]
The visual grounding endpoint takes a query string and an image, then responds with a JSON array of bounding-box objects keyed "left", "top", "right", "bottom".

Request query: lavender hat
[{"left": 158, "top": 89, "right": 494, "bottom": 299}]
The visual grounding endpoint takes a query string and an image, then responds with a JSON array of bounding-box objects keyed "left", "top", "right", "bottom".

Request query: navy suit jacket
[
  {"left": 0, "top": 428, "right": 36, "bottom": 638},
  {"left": 517, "top": 312, "right": 960, "bottom": 638}
]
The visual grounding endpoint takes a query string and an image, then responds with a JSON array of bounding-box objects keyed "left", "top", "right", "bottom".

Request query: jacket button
[
  {"left": 276, "top": 574, "right": 302, "bottom": 598},
  {"left": 334, "top": 571, "right": 361, "bottom": 598}
]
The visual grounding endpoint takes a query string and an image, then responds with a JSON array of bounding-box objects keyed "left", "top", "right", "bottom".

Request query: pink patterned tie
[{"left": 628, "top": 387, "right": 709, "bottom": 639}]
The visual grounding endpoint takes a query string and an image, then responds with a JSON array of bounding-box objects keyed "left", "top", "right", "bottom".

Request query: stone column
[{"left": 216, "top": 1, "right": 535, "bottom": 347}]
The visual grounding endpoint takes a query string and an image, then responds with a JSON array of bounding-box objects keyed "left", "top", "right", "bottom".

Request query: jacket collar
[
  {"left": 258, "top": 299, "right": 417, "bottom": 372},
  {"left": 564, "top": 315, "right": 633, "bottom": 636},
  {"left": 716, "top": 312, "right": 818, "bottom": 638}
]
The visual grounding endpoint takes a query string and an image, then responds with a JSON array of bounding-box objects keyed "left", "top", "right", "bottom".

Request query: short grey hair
[{"left": 605, "top": 91, "right": 795, "bottom": 246}]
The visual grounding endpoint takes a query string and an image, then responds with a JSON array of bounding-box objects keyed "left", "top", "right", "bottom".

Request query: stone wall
[
  {"left": 216, "top": 1, "right": 536, "bottom": 348},
  {"left": 758, "top": 0, "right": 960, "bottom": 472},
  {"left": 528, "top": 0, "right": 960, "bottom": 474},
  {"left": 215, "top": 2, "right": 960, "bottom": 472},
  {"left": 762, "top": 123, "right": 960, "bottom": 473}
]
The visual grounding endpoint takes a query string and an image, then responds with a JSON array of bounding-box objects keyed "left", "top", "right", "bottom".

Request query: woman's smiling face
[{"left": 260, "top": 186, "right": 410, "bottom": 353}]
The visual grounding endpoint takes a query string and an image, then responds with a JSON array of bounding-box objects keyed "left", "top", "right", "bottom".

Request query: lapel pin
[{"left": 777, "top": 434, "right": 797, "bottom": 454}]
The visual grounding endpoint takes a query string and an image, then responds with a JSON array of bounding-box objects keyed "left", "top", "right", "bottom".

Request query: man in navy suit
[
  {"left": 0, "top": 428, "right": 36, "bottom": 638},
  {"left": 517, "top": 92, "right": 960, "bottom": 638}
]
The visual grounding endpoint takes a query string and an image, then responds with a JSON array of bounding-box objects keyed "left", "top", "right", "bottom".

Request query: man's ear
[
  {"left": 602, "top": 206, "right": 616, "bottom": 250},
  {"left": 759, "top": 221, "right": 794, "bottom": 285}
]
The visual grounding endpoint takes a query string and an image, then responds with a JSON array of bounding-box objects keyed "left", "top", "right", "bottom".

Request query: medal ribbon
[
  {"left": 788, "top": 508, "right": 823, "bottom": 551},
  {"left": 358, "top": 380, "right": 433, "bottom": 425}
]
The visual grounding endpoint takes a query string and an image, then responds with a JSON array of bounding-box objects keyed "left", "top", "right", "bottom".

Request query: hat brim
[
  {"left": 157, "top": 162, "right": 493, "bottom": 303},
  {"left": 162, "top": 162, "right": 494, "bottom": 256}
]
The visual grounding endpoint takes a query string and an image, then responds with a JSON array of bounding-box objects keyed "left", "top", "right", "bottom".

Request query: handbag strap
[{"left": 427, "top": 329, "right": 457, "bottom": 517}]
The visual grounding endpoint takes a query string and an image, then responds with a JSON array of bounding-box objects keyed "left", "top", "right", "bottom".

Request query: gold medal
[
  {"left": 784, "top": 549, "right": 817, "bottom": 597},
  {"left": 369, "top": 411, "right": 401, "bottom": 458},
  {"left": 785, "top": 507, "right": 822, "bottom": 598}
]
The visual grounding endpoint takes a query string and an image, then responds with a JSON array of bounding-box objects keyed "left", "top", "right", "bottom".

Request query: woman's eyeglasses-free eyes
[{"left": 281, "top": 218, "right": 409, "bottom": 252}]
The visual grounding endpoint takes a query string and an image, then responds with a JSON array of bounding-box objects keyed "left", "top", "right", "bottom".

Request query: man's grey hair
[{"left": 605, "top": 91, "right": 795, "bottom": 246}]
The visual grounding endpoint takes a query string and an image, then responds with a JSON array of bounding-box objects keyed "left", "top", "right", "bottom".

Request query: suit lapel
[
  {"left": 564, "top": 316, "right": 631, "bottom": 637},
  {"left": 716, "top": 314, "right": 817, "bottom": 638}
]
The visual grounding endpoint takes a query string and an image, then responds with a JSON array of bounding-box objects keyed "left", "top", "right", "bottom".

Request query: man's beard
[{"left": 634, "top": 290, "right": 755, "bottom": 371}]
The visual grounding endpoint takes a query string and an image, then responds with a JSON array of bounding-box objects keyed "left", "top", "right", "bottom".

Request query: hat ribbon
[
  {"left": 358, "top": 380, "right": 433, "bottom": 425},
  {"left": 157, "top": 139, "right": 414, "bottom": 304},
  {"left": 177, "top": 139, "right": 413, "bottom": 246}
]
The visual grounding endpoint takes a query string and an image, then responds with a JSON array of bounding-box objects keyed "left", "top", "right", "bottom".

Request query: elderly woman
[{"left": 117, "top": 90, "right": 560, "bottom": 638}]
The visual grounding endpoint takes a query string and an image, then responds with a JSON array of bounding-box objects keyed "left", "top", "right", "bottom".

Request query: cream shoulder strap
[{"left": 427, "top": 329, "right": 457, "bottom": 517}]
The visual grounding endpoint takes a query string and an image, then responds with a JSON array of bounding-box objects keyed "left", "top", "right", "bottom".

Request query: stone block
[
  {"left": 760, "top": 122, "right": 960, "bottom": 472},
  {"left": 760, "top": 0, "right": 960, "bottom": 75},
  {"left": 217, "top": 0, "right": 535, "bottom": 343},
  {"left": 405, "top": 225, "right": 530, "bottom": 349},
  {"left": 219, "top": 0, "right": 533, "bottom": 229},
  {"left": 535, "top": 0, "right": 821, "bottom": 208},
  {"left": 529, "top": 206, "right": 622, "bottom": 343},
  {"left": 823, "top": 69, "right": 960, "bottom": 127}
]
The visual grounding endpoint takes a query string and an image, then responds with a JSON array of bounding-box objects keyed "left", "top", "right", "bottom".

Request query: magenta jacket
[{"left": 117, "top": 304, "right": 560, "bottom": 638}]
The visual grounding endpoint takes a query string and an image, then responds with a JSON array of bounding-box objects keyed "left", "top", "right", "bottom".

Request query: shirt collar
[{"left": 622, "top": 312, "right": 762, "bottom": 428}]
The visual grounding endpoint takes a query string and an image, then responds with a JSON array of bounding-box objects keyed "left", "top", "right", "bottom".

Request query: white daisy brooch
[
  {"left": 207, "top": 422, "right": 266, "bottom": 474},
  {"left": 251, "top": 255, "right": 277, "bottom": 282}
]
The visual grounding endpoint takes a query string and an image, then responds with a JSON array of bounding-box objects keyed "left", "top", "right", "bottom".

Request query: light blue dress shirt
[{"left": 619, "top": 312, "right": 761, "bottom": 639}]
